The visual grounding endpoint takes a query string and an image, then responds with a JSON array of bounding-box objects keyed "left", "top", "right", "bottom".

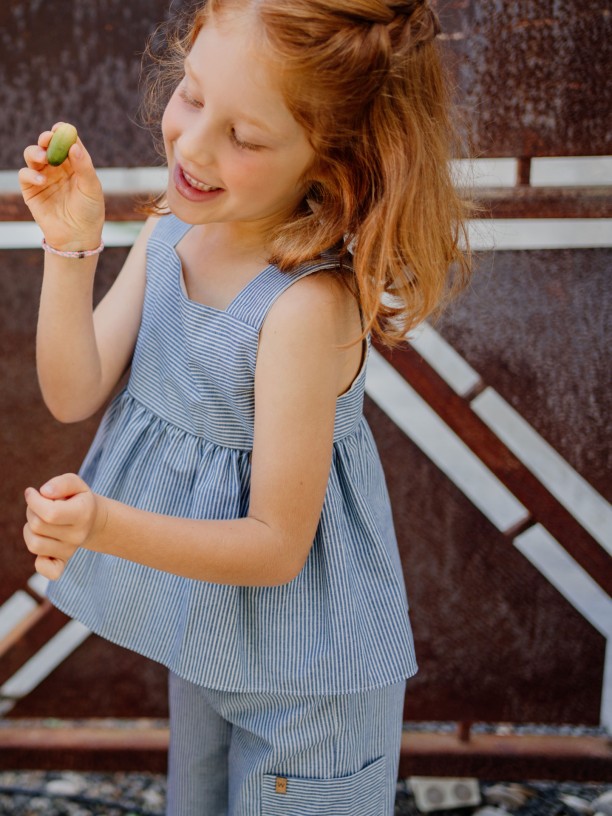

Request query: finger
[
  {"left": 40, "top": 473, "right": 89, "bottom": 501},
  {"left": 25, "top": 486, "right": 77, "bottom": 527},
  {"left": 26, "top": 505, "right": 69, "bottom": 537},
  {"left": 37, "top": 123, "right": 73, "bottom": 152},
  {"left": 37, "top": 130, "right": 54, "bottom": 149},
  {"left": 66, "top": 138, "right": 101, "bottom": 198},
  {"left": 23, "top": 144, "right": 49, "bottom": 171},
  {"left": 18, "top": 166, "right": 47, "bottom": 189},
  {"left": 25, "top": 487, "right": 57, "bottom": 523},
  {"left": 26, "top": 509, "right": 82, "bottom": 552},
  {"left": 23, "top": 520, "right": 57, "bottom": 554},
  {"left": 24, "top": 521, "right": 76, "bottom": 565},
  {"left": 35, "top": 555, "right": 66, "bottom": 581}
]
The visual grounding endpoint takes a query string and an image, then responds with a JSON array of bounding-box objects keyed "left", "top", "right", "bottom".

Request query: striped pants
[{"left": 166, "top": 671, "right": 406, "bottom": 816}]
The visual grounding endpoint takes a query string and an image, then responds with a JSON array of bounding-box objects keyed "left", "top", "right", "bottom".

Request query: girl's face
[{"left": 162, "top": 12, "right": 315, "bottom": 236}]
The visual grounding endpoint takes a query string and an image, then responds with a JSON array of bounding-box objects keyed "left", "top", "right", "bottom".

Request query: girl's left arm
[{"left": 24, "top": 274, "right": 345, "bottom": 586}]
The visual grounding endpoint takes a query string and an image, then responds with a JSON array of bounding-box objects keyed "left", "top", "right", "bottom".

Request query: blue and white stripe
[
  {"left": 47, "top": 214, "right": 418, "bottom": 695},
  {"left": 167, "top": 671, "right": 406, "bottom": 815}
]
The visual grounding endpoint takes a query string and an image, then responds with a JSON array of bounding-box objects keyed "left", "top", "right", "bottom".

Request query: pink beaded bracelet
[{"left": 42, "top": 238, "right": 105, "bottom": 259}]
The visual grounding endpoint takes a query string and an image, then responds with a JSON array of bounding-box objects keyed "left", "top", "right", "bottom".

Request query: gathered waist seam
[{"left": 121, "top": 385, "right": 365, "bottom": 448}]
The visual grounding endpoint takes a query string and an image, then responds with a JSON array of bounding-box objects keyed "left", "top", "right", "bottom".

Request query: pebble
[
  {"left": 559, "top": 794, "right": 594, "bottom": 814},
  {"left": 0, "top": 768, "right": 610, "bottom": 815},
  {"left": 484, "top": 783, "right": 533, "bottom": 809},
  {"left": 593, "top": 792, "right": 612, "bottom": 816},
  {"left": 45, "top": 777, "right": 86, "bottom": 797},
  {"left": 142, "top": 787, "right": 165, "bottom": 809}
]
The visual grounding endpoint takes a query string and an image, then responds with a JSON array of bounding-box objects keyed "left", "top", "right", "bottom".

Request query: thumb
[
  {"left": 40, "top": 473, "right": 89, "bottom": 501},
  {"left": 68, "top": 139, "right": 101, "bottom": 196}
]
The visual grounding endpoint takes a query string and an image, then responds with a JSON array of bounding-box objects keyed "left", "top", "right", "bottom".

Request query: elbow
[
  {"left": 264, "top": 563, "right": 302, "bottom": 587},
  {"left": 43, "top": 396, "right": 99, "bottom": 424},
  {"left": 244, "top": 517, "right": 313, "bottom": 587},
  {"left": 48, "top": 409, "right": 87, "bottom": 425},
  {"left": 280, "top": 552, "right": 310, "bottom": 585},
  {"left": 263, "top": 540, "right": 311, "bottom": 587},
  {"left": 38, "top": 373, "right": 107, "bottom": 424}
]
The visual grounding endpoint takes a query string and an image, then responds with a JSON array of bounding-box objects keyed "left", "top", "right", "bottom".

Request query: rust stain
[
  {"left": 0, "top": 0, "right": 610, "bottom": 166},
  {"left": 438, "top": 0, "right": 612, "bottom": 156}
]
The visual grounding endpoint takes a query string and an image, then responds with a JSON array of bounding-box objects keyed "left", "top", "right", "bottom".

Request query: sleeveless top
[{"left": 47, "top": 214, "right": 418, "bottom": 694}]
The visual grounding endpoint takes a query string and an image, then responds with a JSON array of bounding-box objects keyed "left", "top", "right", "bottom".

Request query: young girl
[{"left": 20, "top": 1, "right": 470, "bottom": 813}]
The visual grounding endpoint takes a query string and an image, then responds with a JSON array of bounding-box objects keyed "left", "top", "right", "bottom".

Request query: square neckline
[
  {"left": 155, "top": 221, "right": 370, "bottom": 400},
  {"left": 170, "top": 227, "right": 277, "bottom": 315}
]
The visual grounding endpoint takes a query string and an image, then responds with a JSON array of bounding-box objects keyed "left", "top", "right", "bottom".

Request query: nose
[{"left": 177, "top": 120, "right": 217, "bottom": 172}]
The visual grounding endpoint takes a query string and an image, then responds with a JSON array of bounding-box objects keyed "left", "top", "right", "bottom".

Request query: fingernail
[
  {"left": 42, "top": 482, "right": 55, "bottom": 496},
  {"left": 72, "top": 144, "right": 82, "bottom": 159},
  {"left": 34, "top": 174, "right": 45, "bottom": 185}
]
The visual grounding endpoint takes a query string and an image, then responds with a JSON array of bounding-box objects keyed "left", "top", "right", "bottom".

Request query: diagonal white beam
[
  {"left": 366, "top": 349, "right": 529, "bottom": 533},
  {"left": 472, "top": 388, "right": 612, "bottom": 553},
  {"left": 514, "top": 524, "right": 612, "bottom": 729}
]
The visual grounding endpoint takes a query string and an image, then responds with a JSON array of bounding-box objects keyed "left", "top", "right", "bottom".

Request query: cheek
[{"left": 225, "top": 153, "right": 272, "bottom": 187}]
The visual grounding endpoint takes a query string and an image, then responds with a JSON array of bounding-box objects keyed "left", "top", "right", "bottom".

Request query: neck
[{"left": 190, "top": 221, "right": 271, "bottom": 267}]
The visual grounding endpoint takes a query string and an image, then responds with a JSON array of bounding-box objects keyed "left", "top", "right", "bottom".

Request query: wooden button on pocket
[{"left": 262, "top": 756, "right": 386, "bottom": 814}]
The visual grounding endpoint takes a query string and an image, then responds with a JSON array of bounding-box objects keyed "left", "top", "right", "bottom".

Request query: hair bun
[{"left": 387, "top": 0, "right": 441, "bottom": 50}]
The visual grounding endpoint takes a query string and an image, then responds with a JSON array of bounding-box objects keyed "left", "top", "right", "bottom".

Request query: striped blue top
[{"left": 47, "top": 214, "right": 418, "bottom": 694}]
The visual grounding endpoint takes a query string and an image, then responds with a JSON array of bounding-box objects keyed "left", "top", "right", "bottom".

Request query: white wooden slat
[{"left": 365, "top": 349, "right": 529, "bottom": 533}]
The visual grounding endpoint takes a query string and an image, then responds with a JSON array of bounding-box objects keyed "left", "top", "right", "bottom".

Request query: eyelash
[
  {"left": 230, "top": 130, "right": 261, "bottom": 152},
  {"left": 178, "top": 86, "right": 262, "bottom": 152},
  {"left": 178, "top": 87, "right": 202, "bottom": 109}
]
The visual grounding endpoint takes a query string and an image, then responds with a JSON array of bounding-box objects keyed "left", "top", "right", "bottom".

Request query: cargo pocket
[{"left": 261, "top": 755, "right": 386, "bottom": 815}]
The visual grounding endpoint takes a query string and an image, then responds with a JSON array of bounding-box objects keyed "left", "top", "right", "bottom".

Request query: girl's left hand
[{"left": 23, "top": 474, "right": 102, "bottom": 581}]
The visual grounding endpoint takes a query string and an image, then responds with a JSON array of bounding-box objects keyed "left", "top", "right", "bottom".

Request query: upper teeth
[{"left": 183, "top": 170, "right": 218, "bottom": 192}]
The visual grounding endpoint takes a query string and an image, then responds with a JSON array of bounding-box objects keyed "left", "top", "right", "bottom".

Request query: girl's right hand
[{"left": 19, "top": 123, "right": 105, "bottom": 252}]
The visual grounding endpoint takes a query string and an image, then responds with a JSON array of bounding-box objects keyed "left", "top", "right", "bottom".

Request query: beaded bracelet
[{"left": 42, "top": 238, "right": 105, "bottom": 259}]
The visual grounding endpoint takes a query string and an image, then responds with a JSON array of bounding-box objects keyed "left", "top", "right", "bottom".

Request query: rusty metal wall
[
  {"left": 439, "top": 0, "right": 612, "bottom": 157},
  {"left": 0, "top": 0, "right": 609, "bottom": 729},
  {"left": 1, "top": 247, "right": 171, "bottom": 718},
  {"left": 1, "top": 249, "right": 126, "bottom": 601},
  {"left": 0, "top": 0, "right": 171, "bottom": 169},
  {"left": 368, "top": 396, "right": 606, "bottom": 725},
  {"left": 436, "top": 249, "right": 612, "bottom": 502},
  {"left": 1, "top": 0, "right": 610, "bottom": 168},
  {"left": 2, "top": 248, "right": 607, "bottom": 724}
]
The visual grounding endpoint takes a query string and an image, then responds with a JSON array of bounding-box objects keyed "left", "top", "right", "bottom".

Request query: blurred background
[{"left": 0, "top": 0, "right": 610, "bottom": 805}]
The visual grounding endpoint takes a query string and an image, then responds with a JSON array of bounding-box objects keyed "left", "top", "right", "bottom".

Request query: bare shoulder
[
  {"left": 262, "top": 268, "right": 361, "bottom": 347},
  {"left": 258, "top": 268, "right": 363, "bottom": 398}
]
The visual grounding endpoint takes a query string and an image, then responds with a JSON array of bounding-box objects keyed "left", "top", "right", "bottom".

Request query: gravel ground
[
  {"left": 0, "top": 772, "right": 610, "bottom": 816},
  {"left": 0, "top": 722, "right": 609, "bottom": 815}
]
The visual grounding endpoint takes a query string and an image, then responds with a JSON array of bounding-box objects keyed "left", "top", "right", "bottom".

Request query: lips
[
  {"left": 182, "top": 168, "right": 220, "bottom": 192},
  {"left": 173, "top": 164, "right": 224, "bottom": 203}
]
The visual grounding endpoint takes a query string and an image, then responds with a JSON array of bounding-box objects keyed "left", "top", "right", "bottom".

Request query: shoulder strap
[
  {"left": 227, "top": 258, "right": 344, "bottom": 329},
  {"left": 149, "top": 213, "right": 193, "bottom": 247}
]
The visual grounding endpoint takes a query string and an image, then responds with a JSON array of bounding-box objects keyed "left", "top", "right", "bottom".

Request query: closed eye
[
  {"left": 230, "top": 128, "right": 262, "bottom": 151},
  {"left": 178, "top": 86, "right": 203, "bottom": 109},
  {"left": 177, "top": 81, "right": 262, "bottom": 150}
]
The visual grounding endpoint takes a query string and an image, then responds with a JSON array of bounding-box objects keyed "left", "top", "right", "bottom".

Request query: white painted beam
[{"left": 366, "top": 349, "right": 529, "bottom": 533}]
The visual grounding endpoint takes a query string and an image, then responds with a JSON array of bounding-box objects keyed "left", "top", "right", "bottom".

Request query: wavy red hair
[{"left": 142, "top": 0, "right": 473, "bottom": 346}]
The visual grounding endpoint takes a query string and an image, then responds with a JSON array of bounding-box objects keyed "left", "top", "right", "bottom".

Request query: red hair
[{"left": 142, "top": 0, "right": 473, "bottom": 346}]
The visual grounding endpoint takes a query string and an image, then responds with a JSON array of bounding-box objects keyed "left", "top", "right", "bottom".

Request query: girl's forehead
[{"left": 188, "top": 15, "right": 298, "bottom": 138}]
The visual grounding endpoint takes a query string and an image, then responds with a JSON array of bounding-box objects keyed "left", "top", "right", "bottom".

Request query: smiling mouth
[{"left": 182, "top": 168, "right": 221, "bottom": 192}]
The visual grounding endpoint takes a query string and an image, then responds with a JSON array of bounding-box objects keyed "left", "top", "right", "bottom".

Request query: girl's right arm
[{"left": 19, "top": 125, "right": 158, "bottom": 423}]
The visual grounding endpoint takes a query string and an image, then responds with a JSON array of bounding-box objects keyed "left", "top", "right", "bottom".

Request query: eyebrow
[{"left": 183, "top": 58, "right": 275, "bottom": 137}]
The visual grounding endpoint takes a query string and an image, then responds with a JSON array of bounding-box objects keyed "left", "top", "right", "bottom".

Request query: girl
[{"left": 20, "top": 1, "right": 470, "bottom": 814}]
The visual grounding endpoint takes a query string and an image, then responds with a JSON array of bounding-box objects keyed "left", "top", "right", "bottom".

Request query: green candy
[{"left": 46, "top": 123, "right": 78, "bottom": 166}]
